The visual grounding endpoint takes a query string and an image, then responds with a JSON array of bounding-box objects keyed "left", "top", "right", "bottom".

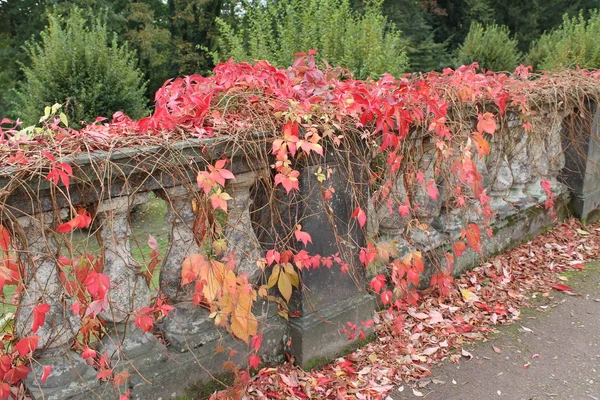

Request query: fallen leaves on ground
[{"left": 214, "top": 219, "right": 600, "bottom": 399}]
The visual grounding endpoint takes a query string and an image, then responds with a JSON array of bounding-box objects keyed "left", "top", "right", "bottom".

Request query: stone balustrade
[{"left": 0, "top": 102, "right": 598, "bottom": 399}]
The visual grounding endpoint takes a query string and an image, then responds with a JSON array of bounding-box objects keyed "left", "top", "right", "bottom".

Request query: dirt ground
[{"left": 390, "top": 262, "right": 600, "bottom": 400}]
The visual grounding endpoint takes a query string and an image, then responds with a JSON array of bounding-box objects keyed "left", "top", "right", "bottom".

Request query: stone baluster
[
  {"left": 96, "top": 194, "right": 166, "bottom": 379},
  {"left": 224, "top": 169, "right": 267, "bottom": 280},
  {"left": 377, "top": 172, "right": 409, "bottom": 239},
  {"left": 525, "top": 111, "right": 568, "bottom": 200},
  {"left": 506, "top": 130, "right": 534, "bottom": 208},
  {"left": 15, "top": 212, "right": 96, "bottom": 400},
  {"left": 156, "top": 187, "right": 217, "bottom": 352},
  {"left": 489, "top": 155, "right": 514, "bottom": 216},
  {"left": 410, "top": 152, "right": 444, "bottom": 251}
]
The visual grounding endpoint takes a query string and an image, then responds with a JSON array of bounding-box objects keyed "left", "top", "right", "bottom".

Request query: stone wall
[{"left": 0, "top": 102, "right": 599, "bottom": 400}]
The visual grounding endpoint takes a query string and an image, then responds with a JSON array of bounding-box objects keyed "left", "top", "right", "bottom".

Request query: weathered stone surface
[
  {"left": 288, "top": 293, "right": 375, "bottom": 368},
  {"left": 156, "top": 186, "right": 200, "bottom": 300},
  {"left": 15, "top": 213, "right": 79, "bottom": 349},
  {"left": 97, "top": 195, "right": 151, "bottom": 323},
  {"left": 225, "top": 169, "right": 267, "bottom": 280},
  {"left": 25, "top": 348, "right": 98, "bottom": 400},
  {"left": 561, "top": 102, "right": 600, "bottom": 222}
]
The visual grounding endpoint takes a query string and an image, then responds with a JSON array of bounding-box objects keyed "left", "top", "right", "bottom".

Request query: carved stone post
[
  {"left": 15, "top": 212, "right": 96, "bottom": 399},
  {"left": 156, "top": 187, "right": 217, "bottom": 352},
  {"left": 506, "top": 131, "right": 534, "bottom": 208},
  {"left": 410, "top": 152, "right": 444, "bottom": 250},
  {"left": 489, "top": 155, "right": 514, "bottom": 216},
  {"left": 96, "top": 195, "right": 166, "bottom": 381},
  {"left": 224, "top": 169, "right": 267, "bottom": 279}
]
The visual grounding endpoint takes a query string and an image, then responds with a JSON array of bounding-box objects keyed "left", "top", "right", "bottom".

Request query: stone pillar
[
  {"left": 96, "top": 195, "right": 166, "bottom": 384},
  {"left": 489, "top": 155, "right": 514, "bottom": 216},
  {"left": 506, "top": 131, "right": 534, "bottom": 208},
  {"left": 224, "top": 169, "right": 267, "bottom": 279},
  {"left": 409, "top": 152, "right": 444, "bottom": 251},
  {"left": 287, "top": 155, "right": 375, "bottom": 367},
  {"left": 15, "top": 212, "right": 96, "bottom": 400},
  {"left": 156, "top": 187, "right": 217, "bottom": 352},
  {"left": 561, "top": 101, "right": 600, "bottom": 222}
]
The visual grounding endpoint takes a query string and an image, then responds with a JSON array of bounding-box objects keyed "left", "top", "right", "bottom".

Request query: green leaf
[{"left": 59, "top": 112, "right": 68, "bottom": 128}]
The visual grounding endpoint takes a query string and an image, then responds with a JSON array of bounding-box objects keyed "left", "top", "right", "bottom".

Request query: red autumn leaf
[
  {"left": 477, "top": 112, "right": 496, "bottom": 135},
  {"left": 32, "top": 303, "right": 51, "bottom": 333},
  {"left": 181, "top": 254, "right": 205, "bottom": 286},
  {"left": 251, "top": 333, "right": 263, "bottom": 352},
  {"left": 0, "top": 225, "right": 10, "bottom": 253},
  {"left": 0, "top": 383, "right": 8, "bottom": 400},
  {"left": 248, "top": 354, "right": 261, "bottom": 370},
  {"left": 4, "top": 365, "right": 30, "bottom": 385},
  {"left": 82, "top": 347, "right": 97, "bottom": 361},
  {"left": 134, "top": 308, "right": 154, "bottom": 333},
  {"left": 266, "top": 249, "right": 280, "bottom": 266},
  {"left": 114, "top": 371, "right": 131, "bottom": 386},
  {"left": 274, "top": 170, "right": 300, "bottom": 193},
  {"left": 380, "top": 290, "right": 393, "bottom": 306},
  {"left": 209, "top": 190, "right": 232, "bottom": 212},
  {"left": 369, "top": 274, "right": 386, "bottom": 293},
  {"left": 552, "top": 283, "right": 573, "bottom": 292},
  {"left": 462, "top": 223, "right": 482, "bottom": 253},
  {"left": 84, "top": 298, "right": 108, "bottom": 318},
  {"left": 426, "top": 180, "right": 438, "bottom": 200},
  {"left": 351, "top": 206, "right": 367, "bottom": 228},
  {"left": 96, "top": 369, "right": 112, "bottom": 380},
  {"left": 398, "top": 199, "right": 411, "bottom": 217},
  {"left": 41, "top": 365, "right": 52, "bottom": 383},
  {"left": 471, "top": 132, "right": 491, "bottom": 158},
  {"left": 84, "top": 271, "right": 110, "bottom": 299},
  {"left": 453, "top": 241, "right": 467, "bottom": 256},
  {"left": 56, "top": 209, "right": 92, "bottom": 233},
  {"left": 15, "top": 336, "right": 40, "bottom": 357},
  {"left": 294, "top": 225, "right": 312, "bottom": 247}
]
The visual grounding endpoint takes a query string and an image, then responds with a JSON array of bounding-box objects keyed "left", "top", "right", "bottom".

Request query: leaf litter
[{"left": 213, "top": 219, "right": 600, "bottom": 399}]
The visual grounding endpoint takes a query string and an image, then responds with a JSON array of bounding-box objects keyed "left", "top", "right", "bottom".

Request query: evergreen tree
[
  {"left": 215, "top": 0, "right": 408, "bottom": 79},
  {"left": 457, "top": 22, "right": 521, "bottom": 71},
  {"left": 382, "top": 0, "right": 452, "bottom": 71},
  {"left": 14, "top": 9, "right": 148, "bottom": 125}
]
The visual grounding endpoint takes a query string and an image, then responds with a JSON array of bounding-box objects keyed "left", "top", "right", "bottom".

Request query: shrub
[
  {"left": 456, "top": 22, "right": 521, "bottom": 72},
  {"left": 15, "top": 9, "right": 148, "bottom": 125},
  {"left": 527, "top": 10, "right": 600, "bottom": 70},
  {"left": 214, "top": 0, "right": 408, "bottom": 79}
]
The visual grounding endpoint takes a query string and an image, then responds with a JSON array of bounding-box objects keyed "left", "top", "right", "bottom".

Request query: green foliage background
[
  {"left": 457, "top": 22, "right": 521, "bottom": 71},
  {"left": 214, "top": 0, "right": 408, "bottom": 79},
  {"left": 14, "top": 10, "right": 148, "bottom": 125},
  {"left": 528, "top": 10, "right": 600, "bottom": 70},
  {"left": 1, "top": 0, "right": 599, "bottom": 121}
]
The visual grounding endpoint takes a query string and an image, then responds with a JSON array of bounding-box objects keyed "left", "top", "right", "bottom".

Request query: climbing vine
[{"left": 0, "top": 52, "right": 598, "bottom": 398}]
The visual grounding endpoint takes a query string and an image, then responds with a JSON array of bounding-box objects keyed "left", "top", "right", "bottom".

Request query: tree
[
  {"left": 215, "top": 0, "right": 408, "bottom": 79},
  {"left": 14, "top": 9, "right": 148, "bottom": 125},
  {"left": 382, "top": 0, "right": 452, "bottom": 71},
  {"left": 457, "top": 22, "right": 521, "bottom": 71},
  {"left": 168, "top": 0, "right": 227, "bottom": 76},
  {"left": 528, "top": 10, "right": 600, "bottom": 70}
]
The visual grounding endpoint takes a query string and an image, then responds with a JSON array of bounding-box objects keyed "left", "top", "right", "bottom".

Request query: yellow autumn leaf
[
  {"left": 283, "top": 262, "right": 299, "bottom": 288},
  {"left": 278, "top": 270, "right": 293, "bottom": 302},
  {"left": 267, "top": 264, "right": 280, "bottom": 289},
  {"left": 460, "top": 288, "right": 476, "bottom": 302}
]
